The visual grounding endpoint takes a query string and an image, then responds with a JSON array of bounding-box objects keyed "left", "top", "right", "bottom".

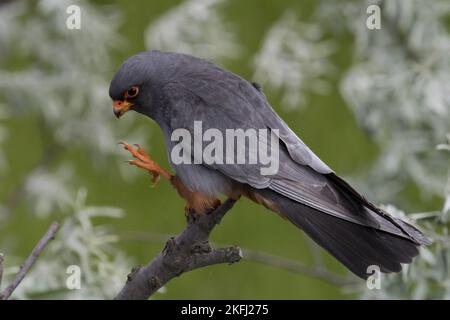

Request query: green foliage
[
  {"left": 0, "top": 0, "right": 448, "bottom": 299},
  {"left": 327, "top": 0, "right": 450, "bottom": 299}
]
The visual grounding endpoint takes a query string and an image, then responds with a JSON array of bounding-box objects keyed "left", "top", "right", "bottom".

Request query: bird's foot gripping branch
[
  {"left": 114, "top": 198, "right": 241, "bottom": 300},
  {"left": 116, "top": 142, "right": 241, "bottom": 300}
]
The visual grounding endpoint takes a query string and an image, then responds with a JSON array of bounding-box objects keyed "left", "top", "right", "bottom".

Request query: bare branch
[
  {"left": 0, "top": 222, "right": 60, "bottom": 300},
  {"left": 241, "top": 249, "right": 356, "bottom": 287},
  {"left": 120, "top": 231, "right": 356, "bottom": 287},
  {"left": 114, "top": 198, "right": 240, "bottom": 300},
  {"left": 185, "top": 246, "right": 242, "bottom": 272}
]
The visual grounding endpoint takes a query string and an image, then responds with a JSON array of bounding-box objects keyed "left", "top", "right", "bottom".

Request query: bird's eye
[{"left": 125, "top": 86, "right": 139, "bottom": 99}]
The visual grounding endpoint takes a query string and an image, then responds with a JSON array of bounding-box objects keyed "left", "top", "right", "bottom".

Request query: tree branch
[
  {"left": 120, "top": 232, "right": 357, "bottom": 288},
  {"left": 0, "top": 221, "right": 60, "bottom": 300},
  {"left": 241, "top": 249, "right": 355, "bottom": 287},
  {"left": 114, "top": 198, "right": 240, "bottom": 300}
]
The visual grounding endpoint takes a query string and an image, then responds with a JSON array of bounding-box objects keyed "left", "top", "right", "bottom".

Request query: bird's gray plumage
[{"left": 110, "top": 50, "right": 431, "bottom": 279}]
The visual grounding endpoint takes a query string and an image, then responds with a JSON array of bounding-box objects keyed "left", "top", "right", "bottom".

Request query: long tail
[{"left": 247, "top": 188, "right": 427, "bottom": 280}]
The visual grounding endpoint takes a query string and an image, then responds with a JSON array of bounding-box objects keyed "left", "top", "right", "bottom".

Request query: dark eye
[{"left": 125, "top": 86, "right": 139, "bottom": 99}]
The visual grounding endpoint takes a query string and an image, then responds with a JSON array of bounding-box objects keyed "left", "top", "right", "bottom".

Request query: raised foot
[{"left": 119, "top": 141, "right": 172, "bottom": 186}]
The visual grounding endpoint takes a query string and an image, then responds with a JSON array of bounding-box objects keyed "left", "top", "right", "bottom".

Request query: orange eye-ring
[{"left": 125, "top": 86, "right": 139, "bottom": 99}]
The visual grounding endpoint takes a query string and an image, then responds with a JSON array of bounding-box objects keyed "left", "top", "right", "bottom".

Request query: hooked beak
[{"left": 113, "top": 100, "right": 134, "bottom": 119}]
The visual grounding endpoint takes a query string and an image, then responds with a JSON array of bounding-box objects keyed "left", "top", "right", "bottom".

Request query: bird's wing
[{"left": 164, "top": 73, "right": 428, "bottom": 244}]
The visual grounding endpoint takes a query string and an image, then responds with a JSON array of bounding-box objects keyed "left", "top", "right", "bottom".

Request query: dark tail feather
[
  {"left": 327, "top": 173, "right": 431, "bottom": 246},
  {"left": 253, "top": 189, "right": 424, "bottom": 280}
]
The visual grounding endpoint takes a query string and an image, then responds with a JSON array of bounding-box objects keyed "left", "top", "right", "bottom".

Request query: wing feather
[{"left": 163, "top": 70, "right": 429, "bottom": 244}]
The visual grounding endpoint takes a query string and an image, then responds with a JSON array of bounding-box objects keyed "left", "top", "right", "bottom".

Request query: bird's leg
[
  {"left": 120, "top": 142, "right": 220, "bottom": 215},
  {"left": 170, "top": 175, "right": 221, "bottom": 216},
  {"left": 119, "top": 142, "right": 172, "bottom": 186}
]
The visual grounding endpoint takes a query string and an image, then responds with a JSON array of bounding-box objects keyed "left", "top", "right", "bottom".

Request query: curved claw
[
  {"left": 150, "top": 172, "right": 160, "bottom": 187},
  {"left": 120, "top": 141, "right": 172, "bottom": 184},
  {"left": 127, "top": 159, "right": 161, "bottom": 187}
]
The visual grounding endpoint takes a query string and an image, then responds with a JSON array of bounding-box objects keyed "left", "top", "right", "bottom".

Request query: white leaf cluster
[
  {"left": 1, "top": 0, "right": 448, "bottom": 299},
  {"left": 0, "top": 0, "right": 145, "bottom": 159},
  {"left": 8, "top": 189, "right": 132, "bottom": 300},
  {"left": 0, "top": 0, "right": 139, "bottom": 299},
  {"left": 24, "top": 166, "right": 74, "bottom": 218},
  {"left": 145, "top": 0, "right": 241, "bottom": 62},
  {"left": 337, "top": 0, "right": 450, "bottom": 199},
  {"left": 361, "top": 201, "right": 450, "bottom": 300},
  {"left": 320, "top": 0, "right": 450, "bottom": 299},
  {"left": 253, "top": 11, "right": 335, "bottom": 110}
]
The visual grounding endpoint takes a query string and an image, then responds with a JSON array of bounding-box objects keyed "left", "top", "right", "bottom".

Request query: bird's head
[{"left": 109, "top": 51, "right": 172, "bottom": 121}]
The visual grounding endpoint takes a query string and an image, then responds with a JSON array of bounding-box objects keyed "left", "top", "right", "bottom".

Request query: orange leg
[
  {"left": 120, "top": 142, "right": 172, "bottom": 186},
  {"left": 171, "top": 175, "right": 221, "bottom": 215},
  {"left": 120, "top": 142, "right": 220, "bottom": 214}
]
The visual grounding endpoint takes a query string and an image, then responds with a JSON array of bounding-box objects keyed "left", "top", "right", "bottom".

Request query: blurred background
[{"left": 0, "top": 0, "right": 449, "bottom": 299}]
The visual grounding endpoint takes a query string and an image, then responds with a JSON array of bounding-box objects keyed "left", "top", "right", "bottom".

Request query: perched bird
[{"left": 109, "top": 50, "right": 430, "bottom": 279}]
